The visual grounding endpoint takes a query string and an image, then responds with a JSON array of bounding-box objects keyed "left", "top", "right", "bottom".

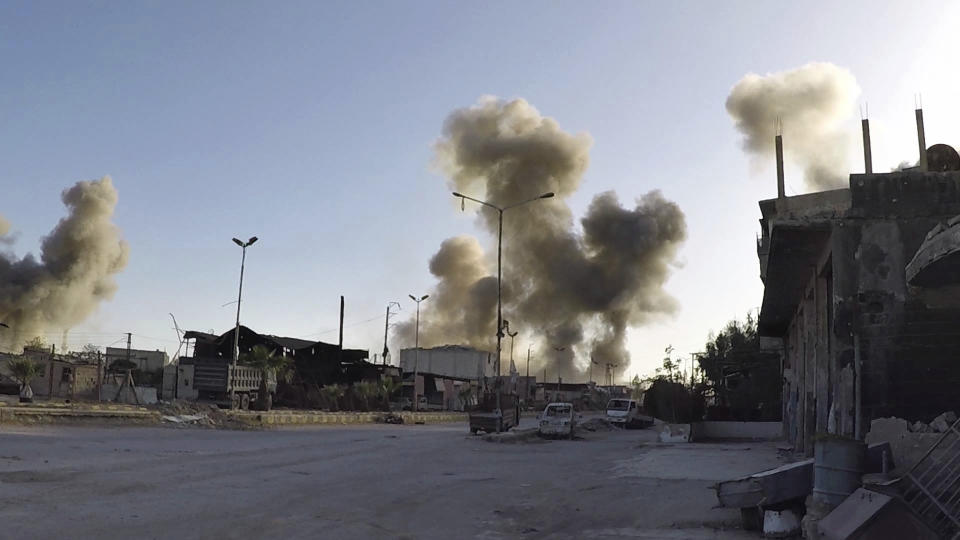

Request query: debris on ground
[
  {"left": 158, "top": 401, "right": 250, "bottom": 429},
  {"left": 375, "top": 413, "right": 404, "bottom": 424},
  {"left": 579, "top": 418, "right": 616, "bottom": 432},
  {"left": 480, "top": 428, "right": 543, "bottom": 444}
]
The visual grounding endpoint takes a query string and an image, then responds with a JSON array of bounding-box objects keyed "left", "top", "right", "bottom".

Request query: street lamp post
[
  {"left": 525, "top": 346, "right": 532, "bottom": 403},
  {"left": 409, "top": 294, "right": 429, "bottom": 411},
  {"left": 231, "top": 236, "right": 258, "bottom": 366},
  {"left": 453, "top": 190, "right": 554, "bottom": 432}
]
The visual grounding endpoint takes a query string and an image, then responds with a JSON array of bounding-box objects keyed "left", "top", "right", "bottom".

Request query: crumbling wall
[{"left": 848, "top": 172, "right": 960, "bottom": 425}]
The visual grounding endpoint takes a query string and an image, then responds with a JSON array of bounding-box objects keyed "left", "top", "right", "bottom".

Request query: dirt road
[{"left": 0, "top": 422, "right": 785, "bottom": 539}]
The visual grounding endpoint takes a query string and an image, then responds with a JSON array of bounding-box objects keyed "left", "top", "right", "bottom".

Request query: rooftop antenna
[
  {"left": 861, "top": 103, "right": 873, "bottom": 174},
  {"left": 775, "top": 116, "right": 785, "bottom": 199},
  {"left": 916, "top": 94, "right": 928, "bottom": 171}
]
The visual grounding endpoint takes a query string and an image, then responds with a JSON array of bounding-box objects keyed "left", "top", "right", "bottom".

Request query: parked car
[
  {"left": 605, "top": 398, "right": 653, "bottom": 428},
  {"left": 538, "top": 402, "right": 581, "bottom": 439},
  {"left": 400, "top": 396, "right": 430, "bottom": 411}
]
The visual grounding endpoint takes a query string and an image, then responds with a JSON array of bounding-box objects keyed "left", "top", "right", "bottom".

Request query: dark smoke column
[{"left": 396, "top": 97, "right": 686, "bottom": 380}]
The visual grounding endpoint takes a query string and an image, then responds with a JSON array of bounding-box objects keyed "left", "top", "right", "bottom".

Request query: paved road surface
[{"left": 0, "top": 422, "right": 786, "bottom": 539}]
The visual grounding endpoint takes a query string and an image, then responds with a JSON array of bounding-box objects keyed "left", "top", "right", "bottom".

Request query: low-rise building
[{"left": 105, "top": 347, "right": 170, "bottom": 372}]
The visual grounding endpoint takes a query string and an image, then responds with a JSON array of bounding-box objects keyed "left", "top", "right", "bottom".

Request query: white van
[{"left": 606, "top": 398, "right": 652, "bottom": 428}]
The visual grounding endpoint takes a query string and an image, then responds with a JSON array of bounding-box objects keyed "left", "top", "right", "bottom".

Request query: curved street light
[
  {"left": 453, "top": 191, "right": 554, "bottom": 431},
  {"left": 231, "top": 236, "right": 258, "bottom": 366},
  {"left": 408, "top": 294, "right": 429, "bottom": 411}
]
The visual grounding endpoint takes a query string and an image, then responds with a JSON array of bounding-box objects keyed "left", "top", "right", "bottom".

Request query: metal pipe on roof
[{"left": 916, "top": 108, "right": 928, "bottom": 172}]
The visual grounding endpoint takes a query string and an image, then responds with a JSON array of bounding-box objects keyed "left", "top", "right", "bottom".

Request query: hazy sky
[{"left": 3, "top": 1, "right": 959, "bottom": 378}]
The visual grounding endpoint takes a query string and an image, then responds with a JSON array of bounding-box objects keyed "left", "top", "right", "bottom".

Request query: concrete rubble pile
[{"left": 715, "top": 412, "right": 959, "bottom": 539}]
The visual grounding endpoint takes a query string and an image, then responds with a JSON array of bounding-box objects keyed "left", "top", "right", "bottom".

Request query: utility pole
[
  {"left": 125, "top": 332, "right": 132, "bottom": 366},
  {"left": 382, "top": 301, "right": 400, "bottom": 365},
  {"left": 338, "top": 295, "right": 344, "bottom": 366},
  {"left": 97, "top": 350, "right": 103, "bottom": 402}
]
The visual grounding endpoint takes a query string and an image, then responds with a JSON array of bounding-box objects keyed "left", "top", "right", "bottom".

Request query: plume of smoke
[
  {"left": 0, "top": 177, "right": 129, "bottom": 352},
  {"left": 726, "top": 62, "right": 860, "bottom": 191},
  {"left": 396, "top": 97, "right": 686, "bottom": 378}
]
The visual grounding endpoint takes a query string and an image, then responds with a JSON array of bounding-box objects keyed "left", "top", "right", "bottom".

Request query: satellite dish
[{"left": 926, "top": 144, "right": 960, "bottom": 172}]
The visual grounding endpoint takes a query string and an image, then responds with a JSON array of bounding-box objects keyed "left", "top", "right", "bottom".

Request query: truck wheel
[{"left": 240, "top": 393, "right": 250, "bottom": 410}]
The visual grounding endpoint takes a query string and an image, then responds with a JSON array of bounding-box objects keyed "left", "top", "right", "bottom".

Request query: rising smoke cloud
[
  {"left": 396, "top": 97, "right": 686, "bottom": 378},
  {"left": 726, "top": 62, "right": 860, "bottom": 191},
  {"left": 0, "top": 177, "right": 129, "bottom": 352}
]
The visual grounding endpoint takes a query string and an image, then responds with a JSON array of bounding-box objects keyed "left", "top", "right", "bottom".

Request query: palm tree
[
  {"left": 9, "top": 358, "right": 41, "bottom": 403},
  {"left": 240, "top": 344, "right": 292, "bottom": 411},
  {"left": 353, "top": 381, "right": 378, "bottom": 412},
  {"left": 379, "top": 377, "right": 400, "bottom": 411},
  {"left": 320, "top": 384, "right": 346, "bottom": 411}
]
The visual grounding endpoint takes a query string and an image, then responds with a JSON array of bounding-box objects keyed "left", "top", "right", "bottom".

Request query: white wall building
[
  {"left": 399, "top": 345, "right": 494, "bottom": 380},
  {"left": 105, "top": 347, "right": 170, "bottom": 372}
]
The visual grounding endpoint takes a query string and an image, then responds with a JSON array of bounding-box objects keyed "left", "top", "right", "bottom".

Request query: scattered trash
[{"left": 376, "top": 413, "right": 404, "bottom": 424}]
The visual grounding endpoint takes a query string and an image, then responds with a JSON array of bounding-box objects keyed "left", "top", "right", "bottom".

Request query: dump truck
[
  {"left": 468, "top": 391, "right": 520, "bottom": 434},
  {"left": 191, "top": 357, "right": 276, "bottom": 410}
]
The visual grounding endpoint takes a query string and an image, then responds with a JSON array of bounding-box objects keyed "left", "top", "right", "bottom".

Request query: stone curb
[
  {"left": 0, "top": 407, "right": 160, "bottom": 423},
  {"left": 227, "top": 411, "right": 469, "bottom": 426}
]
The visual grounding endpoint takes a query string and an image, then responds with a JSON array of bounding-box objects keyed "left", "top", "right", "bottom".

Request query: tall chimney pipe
[
  {"left": 775, "top": 134, "right": 785, "bottom": 198},
  {"left": 916, "top": 108, "right": 928, "bottom": 171},
  {"left": 861, "top": 118, "right": 873, "bottom": 174}
]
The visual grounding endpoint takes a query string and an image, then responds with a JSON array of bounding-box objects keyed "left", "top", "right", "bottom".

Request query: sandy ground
[{"left": 0, "top": 420, "right": 787, "bottom": 539}]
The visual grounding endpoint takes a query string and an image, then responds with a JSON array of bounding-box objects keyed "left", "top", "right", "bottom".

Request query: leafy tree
[
  {"left": 630, "top": 375, "right": 644, "bottom": 401},
  {"left": 23, "top": 336, "right": 47, "bottom": 352},
  {"left": 697, "top": 313, "right": 781, "bottom": 421},
  {"left": 241, "top": 344, "right": 293, "bottom": 411},
  {"left": 108, "top": 358, "right": 137, "bottom": 372},
  {"left": 458, "top": 385, "right": 474, "bottom": 411}
]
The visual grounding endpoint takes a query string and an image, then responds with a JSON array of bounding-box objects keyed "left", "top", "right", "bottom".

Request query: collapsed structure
[{"left": 757, "top": 108, "right": 960, "bottom": 454}]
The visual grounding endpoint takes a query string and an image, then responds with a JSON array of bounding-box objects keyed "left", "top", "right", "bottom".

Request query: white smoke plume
[
  {"left": 0, "top": 176, "right": 129, "bottom": 352},
  {"left": 396, "top": 97, "right": 687, "bottom": 378},
  {"left": 726, "top": 62, "right": 860, "bottom": 191}
]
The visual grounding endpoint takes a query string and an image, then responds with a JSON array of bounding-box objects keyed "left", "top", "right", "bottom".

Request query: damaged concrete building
[{"left": 757, "top": 110, "right": 960, "bottom": 454}]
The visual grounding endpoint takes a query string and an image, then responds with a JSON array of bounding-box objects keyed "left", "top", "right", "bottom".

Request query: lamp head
[
  {"left": 247, "top": 236, "right": 258, "bottom": 245},
  {"left": 232, "top": 238, "right": 244, "bottom": 247}
]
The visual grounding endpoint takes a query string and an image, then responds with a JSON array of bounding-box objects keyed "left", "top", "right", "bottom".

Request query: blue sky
[{"left": 3, "top": 1, "right": 959, "bottom": 377}]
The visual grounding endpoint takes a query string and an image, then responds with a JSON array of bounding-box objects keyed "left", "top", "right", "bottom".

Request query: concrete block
[
  {"left": 866, "top": 417, "right": 940, "bottom": 472},
  {"left": 818, "top": 488, "right": 938, "bottom": 540},
  {"left": 716, "top": 458, "right": 813, "bottom": 508},
  {"left": 658, "top": 423, "right": 691, "bottom": 443},
  {"left": 764, "top": 509, "right": 801, "bottom": 538},
  {"left": 930, "top": 411, "right": 957, "bottom": 433}
]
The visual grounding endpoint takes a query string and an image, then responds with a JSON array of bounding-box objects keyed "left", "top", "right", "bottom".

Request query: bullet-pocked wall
[{"left": 760, "top": 171, "right": 960, "bottom": 454}]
